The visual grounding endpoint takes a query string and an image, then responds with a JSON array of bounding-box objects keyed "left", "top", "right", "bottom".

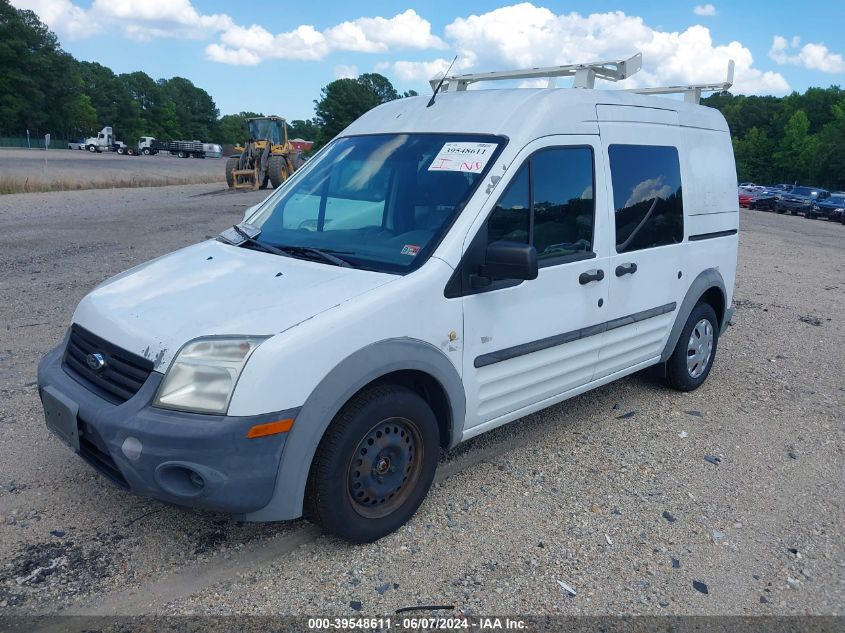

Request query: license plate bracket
[{"left": 42, "top": 386, "right": 80, "bottom": 452}]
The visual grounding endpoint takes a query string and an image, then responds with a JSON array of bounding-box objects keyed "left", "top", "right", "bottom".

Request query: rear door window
[{"left": 609, "top": 145, "right": 683, "bottom": 253}]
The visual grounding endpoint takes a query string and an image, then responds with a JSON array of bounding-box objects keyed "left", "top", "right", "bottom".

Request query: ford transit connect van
[{"left": 37, "top": 56, "right": 738, "bottom": 542}]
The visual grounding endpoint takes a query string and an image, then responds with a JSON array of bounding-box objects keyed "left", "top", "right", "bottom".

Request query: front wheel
[
  {"left": 87, "top": 145, "right": 97, "bottom": 153},
  {"left": 142, "top": 148, "right": 151, "bottom": 155},
  {"left": 225, "top": 156, "right": 239, "bottom": 188},
  {"left": 665, "top": 302, "right": 719, "bottom": 392},
  {"left": 305, "top": 384, "right": 439, "bottom": 543}
]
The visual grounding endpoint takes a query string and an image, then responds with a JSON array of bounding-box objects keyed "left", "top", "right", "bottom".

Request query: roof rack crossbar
[
  {"left": 429, "top": 53, "right": 643, "bottom": 93},
  {"left": 623, "top": 60, "right": 735, "bottom": 104}
]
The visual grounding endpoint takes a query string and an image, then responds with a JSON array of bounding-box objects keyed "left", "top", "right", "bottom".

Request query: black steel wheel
[
  {"left": 305, "top": 384, "right": 439, "bottom": 543},
  {"left": 347, "top": 417, "right": 424, "bottom": 519}
]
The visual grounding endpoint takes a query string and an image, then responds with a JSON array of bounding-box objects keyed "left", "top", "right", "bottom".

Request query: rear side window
[
  {"left": 609, "top": 145, "right": 683, "bottom": 253},
  {"left": 488, "top": 147, "right": 595, "bottom": 263}
]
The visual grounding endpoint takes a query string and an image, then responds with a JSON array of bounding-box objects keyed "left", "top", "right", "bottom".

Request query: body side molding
[{"left": 475, "top": 302, "right": 677, "bottom": 368}]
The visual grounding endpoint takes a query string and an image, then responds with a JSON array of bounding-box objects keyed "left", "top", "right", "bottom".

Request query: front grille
[
  {"left": 78, "top": 435, "right": 130, "bottom": 489},
  {"left": 63, "top": 324, "right": 154, "bottom": 404}
]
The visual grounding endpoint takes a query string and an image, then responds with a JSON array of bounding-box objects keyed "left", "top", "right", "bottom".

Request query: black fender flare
[{"left": 660, "top": 268, "right": 729, "bottom": 363}]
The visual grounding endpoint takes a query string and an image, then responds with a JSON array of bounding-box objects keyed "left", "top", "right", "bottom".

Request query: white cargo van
[{"left": 38, "top": 55, "right": 738, "bottom": 542}]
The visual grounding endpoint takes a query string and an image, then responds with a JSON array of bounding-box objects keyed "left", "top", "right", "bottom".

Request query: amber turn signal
[{"left": 246, "top": 418, "right": 294, "bottom": 439}]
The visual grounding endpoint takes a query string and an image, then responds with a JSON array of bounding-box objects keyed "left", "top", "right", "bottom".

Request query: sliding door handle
[
  {"left": 615, "top": 262, "right": 638, "bottom": 277},
  {"left": 579, "top": 269, "right": 605, "bottom": 285}
]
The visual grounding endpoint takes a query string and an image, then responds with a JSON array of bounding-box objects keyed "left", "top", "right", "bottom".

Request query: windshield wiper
[
  {"left": 229, "top": 224, "right": 290, "bottom": 257},
  {"left": 274, "top": 245, "right": 353, "bottom": 268}
]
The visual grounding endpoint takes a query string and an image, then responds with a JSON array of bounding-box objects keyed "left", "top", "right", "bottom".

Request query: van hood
[{"left": 72, "top": 240, "right": 396, "bottom": 371}]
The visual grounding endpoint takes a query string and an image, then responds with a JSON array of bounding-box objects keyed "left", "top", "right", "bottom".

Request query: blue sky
[{"left": 13, "top": 1, "right": 845, "bottom": 122}]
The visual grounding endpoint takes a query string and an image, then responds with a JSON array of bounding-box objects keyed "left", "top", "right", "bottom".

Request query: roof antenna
[{"left": 427, "top": 56, "right": 458, "bottom": 108}]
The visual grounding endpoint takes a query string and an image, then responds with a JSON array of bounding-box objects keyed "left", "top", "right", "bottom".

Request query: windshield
[
  {"left": 249, "top": 119, "right": 284, "bottom": 144},
  {"left": 249, "top": 133, "right": 504, "bottom": 273},
  {"left": 825, "top": 196, "right": 845, "bottom": 205}
]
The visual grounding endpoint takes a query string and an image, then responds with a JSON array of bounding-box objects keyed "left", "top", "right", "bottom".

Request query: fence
[{"left": 0, "top": 136, "right": 69, "bottom": 150}]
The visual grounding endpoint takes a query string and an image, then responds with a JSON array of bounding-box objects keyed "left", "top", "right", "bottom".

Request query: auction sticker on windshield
[{"left": 428, "top": 142, "right": 498, "bottom": 173}]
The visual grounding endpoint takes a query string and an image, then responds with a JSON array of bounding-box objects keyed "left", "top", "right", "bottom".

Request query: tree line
[
  {"left": 0, "top": 0, "right": 413, "bottom": 148},
  {"left": 2, "top": 0, "right": 843, "bottom": 187},
  {"left": 703, "top": 88, "right": 845, "bottom": 190}
]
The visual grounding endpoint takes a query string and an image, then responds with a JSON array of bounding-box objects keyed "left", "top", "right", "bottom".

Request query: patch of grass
[{"left": 0, "top": 173, "right": 220, "bottom": 195}]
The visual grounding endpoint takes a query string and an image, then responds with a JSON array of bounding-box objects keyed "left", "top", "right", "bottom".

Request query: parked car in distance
[
  {"left": 775, "top": 186, "right": 830, "bottom": 215},
  {"left": 748, "top": 188, "right": 782, "bottom": 211},
  {"left": 738, "top": 188, "right": 755, "bottom": 207},
  {"left": 807, "top": 194, "right": 845, "bottom": 221},
  {"left": 67, "top": 140, "right": 85, "bottom": 150}
]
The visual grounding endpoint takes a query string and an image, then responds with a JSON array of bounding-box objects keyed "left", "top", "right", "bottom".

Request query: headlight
[
  {"left": 836, "top": 208, "right": 844, "bottom": 213},
  {"left": 153, "top": 336, "right": 268, "bottom": 414}
]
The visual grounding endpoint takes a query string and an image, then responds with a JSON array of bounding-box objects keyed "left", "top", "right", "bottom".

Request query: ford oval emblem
[{"left": 86, "top": 352, "right": 106, "bottom": 372}]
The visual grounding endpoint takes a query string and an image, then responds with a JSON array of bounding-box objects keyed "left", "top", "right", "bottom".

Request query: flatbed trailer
[{"left": 141, "top": 139, "right": 206, "bottom": 158}]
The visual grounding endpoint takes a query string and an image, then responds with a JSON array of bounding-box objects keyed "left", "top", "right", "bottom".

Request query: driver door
[{"left": 459, "top": 136, "right": 611, "bottom": 434}]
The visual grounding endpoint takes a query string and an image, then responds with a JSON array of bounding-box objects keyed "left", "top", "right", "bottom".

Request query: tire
[
  {"left": 116, "top": 147, "right": 125, "bottom": 155},
  {"left": 225, "top": 156, "right": 239, "bottom": 188},
  {"left": 305, "top": 384, "right": 439, "bottom": 543},
  {"left": 178, "top": 151, "right": 188, "bottom": 158},
  {"left": 87, "top": 145, "right": 97, "bottom": 153},
  {"left": 142, "top": 148, "right": 151, "bottom": 155},
  {"left": 268, "top": 154, "right": 290, "bottom": 189},
  {"left": 665, "top": 302, "right": 719, "bottom": 392}
]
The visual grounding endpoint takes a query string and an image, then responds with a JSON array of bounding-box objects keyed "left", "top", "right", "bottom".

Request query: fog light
[{"left": 121, "top": 436, "right": 142, "bottom": 462}]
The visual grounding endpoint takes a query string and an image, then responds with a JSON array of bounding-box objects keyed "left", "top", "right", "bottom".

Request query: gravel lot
[
  {"left": 0, "top": 148, "right": 221, "bottom": 188},
  {"left": 0, "top": 184, "right": 842, "bottom": 618}
]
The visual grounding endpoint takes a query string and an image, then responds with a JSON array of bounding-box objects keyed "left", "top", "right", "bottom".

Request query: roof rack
[
  {"left": 429, "top": 54, "right": 734, "bottom": 105},
  {"left": 624, "top": 60, "right": 735, "bottom": 104},
  {"left": 429, "top": 53, "right": 643, "bottom": 92}
]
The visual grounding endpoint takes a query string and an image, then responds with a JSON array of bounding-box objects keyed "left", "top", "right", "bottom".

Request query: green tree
[
  {"left": 287, "top": 118, "right": 319, "bottom": 141},
  {"left": 774, "top": 110, "right": 818, "bottom": 183},
  {"left": 733, "top": 127, "right": 775, "bottom": 184},
  {"left": 216, "top": 111, "right": 262, "bottom": 145},
  {"left": 313, "top": 73, "right": 408, "bottom": 147},
  {"left": 0, "top": 1, "right": 89, "bottom": 138}
]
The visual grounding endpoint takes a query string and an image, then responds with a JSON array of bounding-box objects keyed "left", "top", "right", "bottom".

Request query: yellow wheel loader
[{"left": 225, "top": 116, "right": 304, "bottom": 191}]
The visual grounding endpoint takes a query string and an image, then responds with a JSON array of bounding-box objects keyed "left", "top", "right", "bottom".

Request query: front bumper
[
  {"left": 37, "top": 339, "right": 298, "bottom": 515},
  {"left": 776, "top": 201, "right": 810, "bottom": 213}
]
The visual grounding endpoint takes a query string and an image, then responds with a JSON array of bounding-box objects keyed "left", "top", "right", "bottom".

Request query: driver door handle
[
  {"left": 579, "top": 269, "right": 605, "bottom": 285},
  {"left": 615, "top": 262, "right": 638, "bottom": 277}
]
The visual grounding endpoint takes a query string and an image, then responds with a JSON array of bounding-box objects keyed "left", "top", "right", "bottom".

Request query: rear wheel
[
  {"left": 225, "top": 156, "right": 239, "bottom": 188},
  {"left": 116, "top": 147, "right": 125, "bottom": 155},
  {"left": 268, "top": 154, "right": 290, "bottom": 189},
  {"left": 305, "top": 384, "right": 439, "bottom": 543},
  {"left": 665, "top": 302, "right": 719, "bottom": 392}
]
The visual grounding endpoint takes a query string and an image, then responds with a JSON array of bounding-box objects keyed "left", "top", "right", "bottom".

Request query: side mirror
[{"left": 477, "top": 241, "right": 538, "bottom": 285}]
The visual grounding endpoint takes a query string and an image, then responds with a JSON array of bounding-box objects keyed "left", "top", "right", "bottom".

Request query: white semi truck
[{"left": 83, "top": 127, "right": 134, "bottom": 154}]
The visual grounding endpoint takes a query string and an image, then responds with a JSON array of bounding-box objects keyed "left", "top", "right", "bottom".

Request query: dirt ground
[
  {"left": 0, "top": 148, "right": 222, "bottom": 190},
  {"left": 0, "top": 184, "right": 842, "bottom": 619}
]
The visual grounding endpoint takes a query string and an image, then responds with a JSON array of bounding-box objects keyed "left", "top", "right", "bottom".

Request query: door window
[
  {"left": 608, "top": 145, "right": 683, "bottom": 253},
  {"left": 487, "top": 147, "right": 595, "bottom": 264}
]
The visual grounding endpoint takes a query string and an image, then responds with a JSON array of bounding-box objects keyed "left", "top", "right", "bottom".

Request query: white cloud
[
  {"left": 208, "top": 9, "right": 443, "bottom": 65},
  {"left": 10, "top": 1, "right": 442, "bottom": 63},
  {"left": 625, "top": 176, "right": 673, "bottom": 207},
  {"left": 334, "top": 64, "right": 359, "bottom": 79},
  {"left": 693, "top": 4, "right": 717, "bottom": 17},
  {"left": 390, "top": 5, "right": 788, "bottom": 95},
  {"left": 324, "top": 10, "right": 445, "bottom": 53},
  {"left": 11, "top": 0, "right": 232, "bottom": 40},
  {"left": 769, "top": 35, "right": 845, "bottom": 73},
  {"left": 9, "top": 0, "right": 88, "bottom": 38}
]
